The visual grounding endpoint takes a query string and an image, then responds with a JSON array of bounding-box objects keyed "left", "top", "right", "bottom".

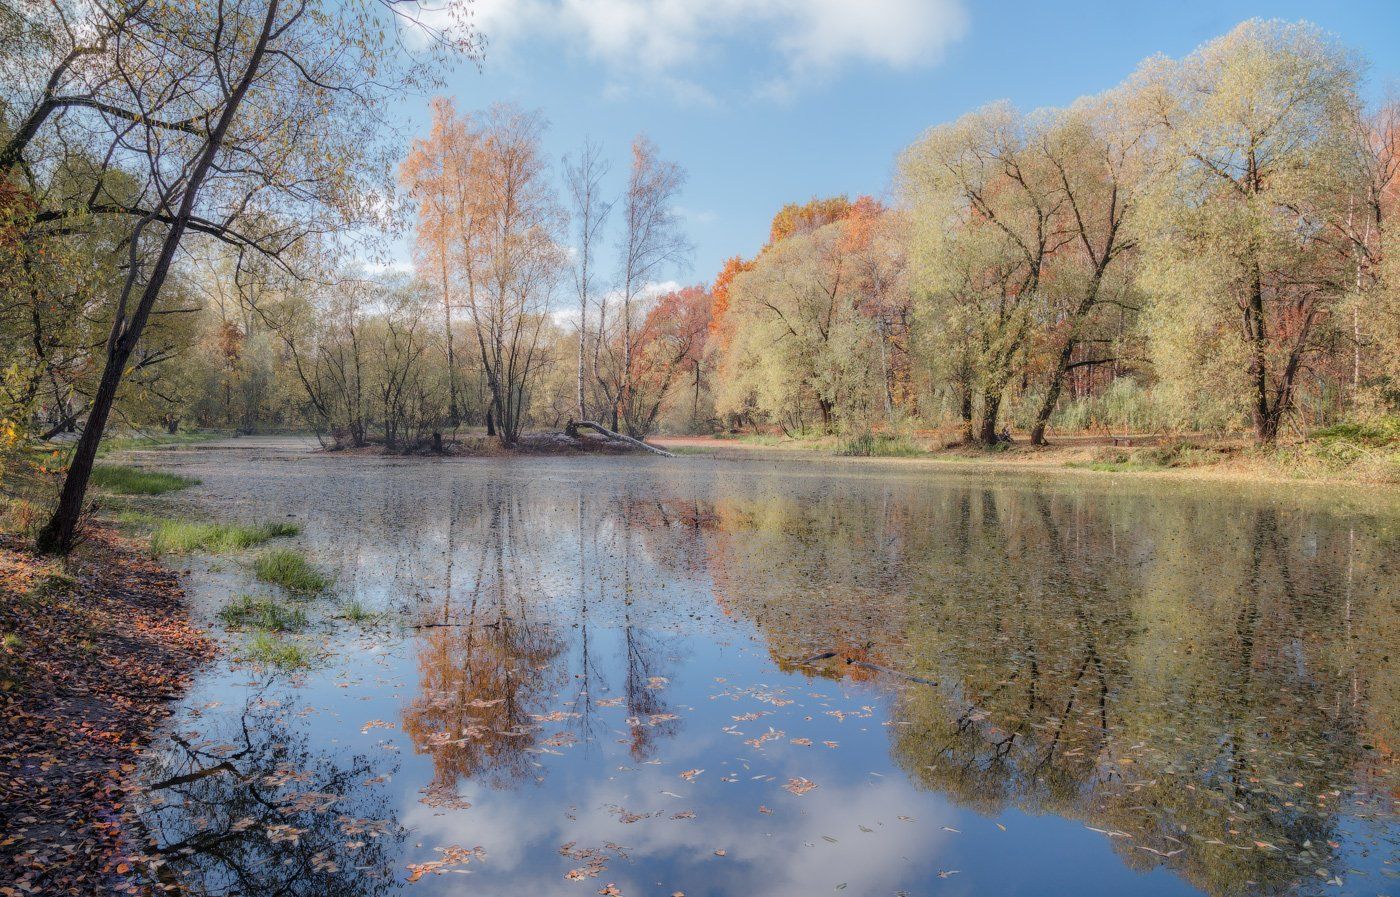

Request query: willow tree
[
  {"left": 715, "top": 221, "right": 882, "bottom": 434},
  {"left": 1136, "top": 20, "right": 1363, "bottom": 442},
  {"left": 901, "top": 102, "right": 1071, "bottom": 445},
  {"left": 1025, "top": 89, "right": 1152, "bottom": 445}
]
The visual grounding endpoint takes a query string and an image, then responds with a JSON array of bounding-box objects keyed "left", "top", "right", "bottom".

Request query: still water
[{"left": 126, "top": 439, "right": 1398, "bottom": 896}]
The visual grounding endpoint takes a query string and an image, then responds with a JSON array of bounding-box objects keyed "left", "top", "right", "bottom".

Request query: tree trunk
[
  {"left": 978, "top": 391, "right": 1002, "bottom": 447},
  {"left": 1246, "top": 262, "right": 1274, "bottom": 444},
  {"left": 36, "top": 345, "right": 128, "bottom": 551},
  {"left": 1031, "top": 340, "right": 1075, "bottom": 446}
]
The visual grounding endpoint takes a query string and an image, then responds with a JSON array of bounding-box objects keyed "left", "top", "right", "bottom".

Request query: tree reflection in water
[
  {"left": 129, "top": 691, "right": 403, "bottom": 897},
  {"left": 137, "top": 455, "right": 1396, "bottom": 897},
  {"left": 708, "top": 480, "right": 1398, "bottom": 896},
  {"left": 400, "top": 485, "right": 697, "bottom": 795}
]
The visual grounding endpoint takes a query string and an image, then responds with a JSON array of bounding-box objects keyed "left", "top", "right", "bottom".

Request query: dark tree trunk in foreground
[{"left": 37, "top": 1, "right": 280, "bottom": 554}]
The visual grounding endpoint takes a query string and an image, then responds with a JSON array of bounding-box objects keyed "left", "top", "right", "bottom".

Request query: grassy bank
[{"left": 656, "top": 419, "right": 1400, "bottom": 487}]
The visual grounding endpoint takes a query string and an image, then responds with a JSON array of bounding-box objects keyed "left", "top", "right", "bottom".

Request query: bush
[
  {"left": 253, "top": 548, "right": 330, "bottom": 595},
  {"left": 151, "top": 520, "right": 298, "bottom": 555},
  {"left": 837, "top": 432, "right": 926, "bottom": 457},
  {"left": 1310, "top": 416, "right": 1400, "bottom": 449},
  {"left": 90, "top": 464, "right": 198, "bottom": 495}
]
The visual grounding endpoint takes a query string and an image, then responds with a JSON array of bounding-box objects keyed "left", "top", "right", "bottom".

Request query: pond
[{"left": 125, "top": 438, "right": 1398, "bottom": 896}]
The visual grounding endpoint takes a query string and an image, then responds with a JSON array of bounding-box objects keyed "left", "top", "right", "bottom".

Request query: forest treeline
[{"left": 2, "top": 11, "right": 1398, "bottom": 546}]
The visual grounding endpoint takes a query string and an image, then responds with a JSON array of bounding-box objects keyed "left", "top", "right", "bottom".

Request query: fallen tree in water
[{"left": 565, "top": 421, "right": 675, "bottom": 457}]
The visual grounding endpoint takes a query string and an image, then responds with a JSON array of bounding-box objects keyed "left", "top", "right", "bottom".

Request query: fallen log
[{"left": 567, "top": 420, "right": 675, "bottom": 457}]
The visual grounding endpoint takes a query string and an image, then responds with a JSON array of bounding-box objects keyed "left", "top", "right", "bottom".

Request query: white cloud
[
  {"left": 360, "top": 259, "right": 415, "bottom": 277},
  {"left": 459, "top": 0, "right": 969, "bottom": 101}
]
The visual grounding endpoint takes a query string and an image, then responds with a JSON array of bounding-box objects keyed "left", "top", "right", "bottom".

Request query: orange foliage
[
  {"left": 768, "top": 195, "right": 854, "bottom": 244},
  {"left": 709, "top": 255, "right": 753, "bottom": 335}
]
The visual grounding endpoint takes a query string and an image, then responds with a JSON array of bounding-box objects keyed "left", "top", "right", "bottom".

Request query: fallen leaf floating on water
[
  {"left": 714, "top": 848, "right": 727, "bottom": 857},
  {"left": 758, "top": 805, "right": 774, "bottom": 815},
  {"left": 784, "top": 777, "right": 818, "bottom": 796},
  {"left": 679, "top": 768, "right": 703, "bottom": 781},
  {"left": 937, "top": 870, "right": 960, "bottom": 879},
  {"left": 405, "top": 845, "right": 486, "bottom": 882},
  {"left": 598, "top": 885, "right": 622, "bottom": 896}
]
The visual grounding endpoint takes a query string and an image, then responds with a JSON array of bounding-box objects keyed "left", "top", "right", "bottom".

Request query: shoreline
[
  {"left": 0, "top": 525, "right": 214, "bottom": 895},
  {"left": 650, "top": 435, "right": 1400, "bottom": 491}
]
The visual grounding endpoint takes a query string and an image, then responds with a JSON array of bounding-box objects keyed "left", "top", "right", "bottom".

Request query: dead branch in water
[
  {"left": 566, "top": 420, "right": 675, "bottom": 457},
  {"left": 796, "top": 651, "right": 939, "bottom": 687}
]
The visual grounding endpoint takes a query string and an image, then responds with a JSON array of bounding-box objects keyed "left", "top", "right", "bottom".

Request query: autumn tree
[
  {"left": 715, "top": 218, "right": 883, "bottom": 434},
  {"left": 626, "top": 285, "right": 713, "bottom": 435},
  {"left": 460, "top": 105, "right": 566, "bottom": 446},
  {"left": 401, "top": 97, "right": 479, "bottom": 427}
]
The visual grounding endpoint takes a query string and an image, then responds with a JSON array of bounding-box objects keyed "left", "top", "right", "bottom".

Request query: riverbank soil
[
  {"left": 0, "top": 527, "right": 213, "bottom": 896},
  {"left": 322, "top": 428, "right": 659, "bottom": 456}
]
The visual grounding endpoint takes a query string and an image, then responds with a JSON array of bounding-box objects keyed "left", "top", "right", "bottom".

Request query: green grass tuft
[
  {"left": 151, "top": 520, "right": 299, "bottom": 555},
  {"left": 340, "top": 599, "right": 374, "bottom": 622},
  {"left": 218, "top": 595, "right": 307, "bottom": 631},
  {"left": 253, "top": 548, "right": 330, "bottom": 595},
  {"left": 243, "top": 632, "right": 311, "bottom": 669},
  {"left": 90, "top": 464, "right": 199, "bottom": 495}
]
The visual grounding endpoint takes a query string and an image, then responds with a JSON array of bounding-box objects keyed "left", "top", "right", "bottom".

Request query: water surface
[{"left": 128, "top": 439, "right": 1399, "bottom": 896}]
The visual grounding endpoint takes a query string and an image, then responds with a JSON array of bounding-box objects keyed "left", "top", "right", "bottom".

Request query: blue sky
[{"left": 395, "top": 0, "right": 1400, "bottom": 292}]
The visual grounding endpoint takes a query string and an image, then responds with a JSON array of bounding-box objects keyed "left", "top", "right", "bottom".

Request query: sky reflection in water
[{"left": 129, "top": 444, "right": 1399, "bottom": 897}]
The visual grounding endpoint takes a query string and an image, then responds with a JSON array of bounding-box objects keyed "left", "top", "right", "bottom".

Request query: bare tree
[
  {"left": 563, "top": 138, "right": 612, "bottom": 423},
  {"left": 616, "top": 135, "right": 689, "bottom": 435}
]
